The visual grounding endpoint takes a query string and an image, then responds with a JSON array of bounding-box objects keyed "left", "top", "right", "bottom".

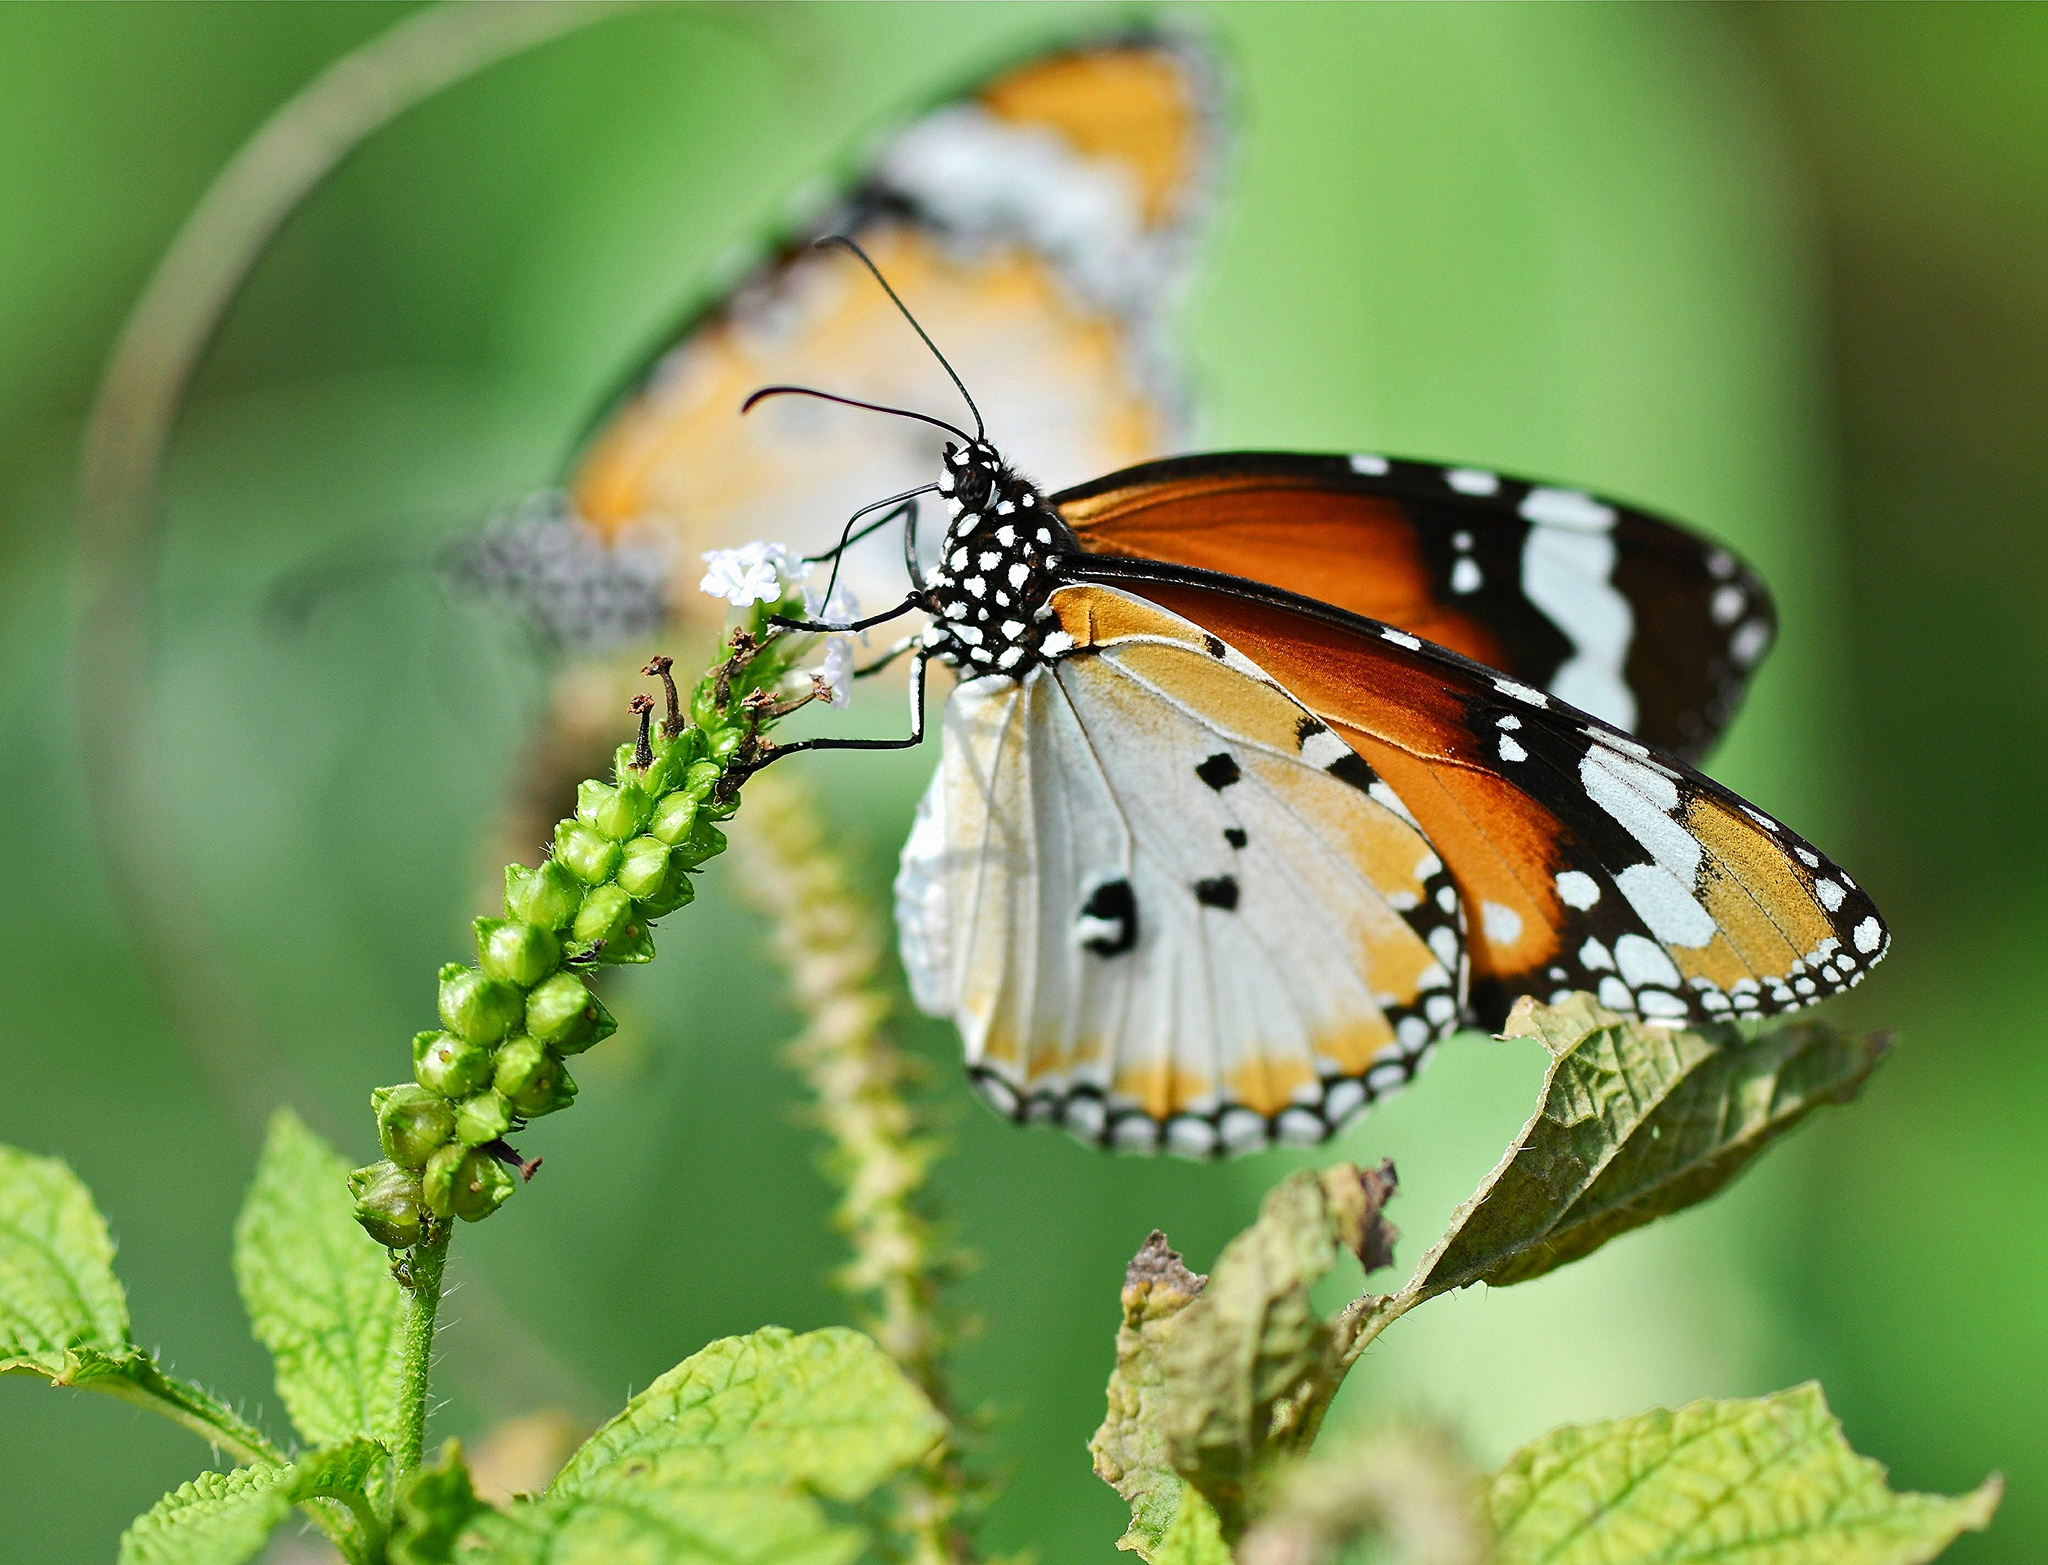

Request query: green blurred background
[{"left": 2, "top": 3, "right": 2042, "bottom": 1559}]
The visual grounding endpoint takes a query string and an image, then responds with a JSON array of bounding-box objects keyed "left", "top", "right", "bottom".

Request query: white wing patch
[{"left": 895, "top": 585, "right": 1466, "bottom": 1156}]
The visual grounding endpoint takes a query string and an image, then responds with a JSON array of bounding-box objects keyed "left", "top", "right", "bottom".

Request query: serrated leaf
[
  {"left": 1154, "top": 1167, "right": 1381, "bottom": 1541},
  {"left": 32, "top": 1345, "right": 276, "bottom": 1462},
  {"left": 1488, "top": 1383, "right": 1999, "bottom": 1565},
  {"left": 1407, "top": 996, "right": 1885, "bottom": 1300},
  {"left": 116, "top": 1440, "right": 382, "bottom": 1565},
  {"left": 233, "top": 1110, "right": 406, "bottom": 1451},
  {"left": 0, "top": 1142, "right": 129, "bottom": 1372},
  {"left": 1091, "top": 1232, "right": 1210, "bottom": 1558},
  {"left": 550, "top": 1325, "right": 943, "bottom": 1499},
  {"left": 458, "top": 1486, "right": 864, "bottom": 1565},
  {"left": 393, "top": 1440, "right": 489, "bottom": 1565},
  {"left": 117, "top": 1463, "right": 298, "bottom": 1565}
]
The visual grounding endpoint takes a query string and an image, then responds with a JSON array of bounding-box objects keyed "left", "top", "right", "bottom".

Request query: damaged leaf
[
  {"left": 1091, "top": 1232, "right": 1210, "bottom": 1557},
  {"left": 1405, "top": 996, "right": 1884, "bottom": 1301}
]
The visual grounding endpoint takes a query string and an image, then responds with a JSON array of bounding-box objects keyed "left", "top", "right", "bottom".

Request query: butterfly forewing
[
  {"left": 1068, "top": 561, "right": 1885, "bottom": 1031},
  {"left": 896, "top": 584, "right": 1465, "bottom": 1155},
  {"left": 1053, "top": 452, "right": 1775, "bottom": 761}
]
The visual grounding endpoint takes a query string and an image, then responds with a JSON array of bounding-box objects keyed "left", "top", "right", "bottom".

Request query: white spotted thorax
[{"left": 920, "top": 441, "right": 1077, "bottom": 676}]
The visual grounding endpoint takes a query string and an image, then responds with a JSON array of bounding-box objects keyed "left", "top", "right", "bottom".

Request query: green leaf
[
  {"left": 33, "top": 1345, "right": 277, "bottom": 1463},
  {"left": 1488, "top": 1383, "right": 2000, "bottom": 1565},
  {"left": 550, "top": 1324, "right": 943, "bottom": 1499},
  {"left": 116, "top": 1439, "right": 382, "bottom": 1565},
  {"left": 1155, "top": 1166, "right": 1388, "bottom": 1542},
  {"left": 0, "top": 1141, "right": 129, "bottom": 1372},
  {"left": 234, "top": 1109, "right": 406, "bottom": 1451},
  {"left": 1151, "top": 1490, "right": 1233, "bottom": 1565},
  {"left": 0, "top": 1143, "right": 278, "bottom": 1462},
  {"left": 392, "top": 1440, "right": 490, "bottom": 1565},
  {"left": 1407, "top": 996, "right": 1885, "bottom": 1300},
  {"left": 1091, "top": 1232, "right": 1211, "bottom": 1558},
  {"left": 458, "top": 1486, "right": 867, "bottom": 1565},
  {"left": 448, "top": 1328, "right": 941, "bottom": 1565}
]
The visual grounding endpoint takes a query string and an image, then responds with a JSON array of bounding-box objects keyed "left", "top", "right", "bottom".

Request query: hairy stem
[
  {"left": 732, "top": 769, "right": 976, "bottom": 1565},
  {"left": 393, "top": 1227, "right": 454, "bottom": 1479}
]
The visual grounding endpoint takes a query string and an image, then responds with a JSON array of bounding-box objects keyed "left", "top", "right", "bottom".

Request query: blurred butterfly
[
  {"left": 743, "top": 241, "right": 1888, "bottom": 1158},
  {"left": 443, "top": 28, "right": 1227, "bottom": 860}
]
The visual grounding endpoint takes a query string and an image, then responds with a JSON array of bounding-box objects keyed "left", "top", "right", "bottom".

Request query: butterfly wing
[
  {"left": 563, "top": 33, "right": 1223, "bottom": 628},
  {"left": 1061, "top": 557, "right": 1884, "bottom": 1032},
  {"left": 895, "top": 584, "right": 1466, "bottom": 1155},
  {"left": 1053, "top": 452, "right": 1775, "bottom": 761}
]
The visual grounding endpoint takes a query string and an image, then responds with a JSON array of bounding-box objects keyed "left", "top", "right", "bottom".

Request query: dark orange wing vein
[
  {"left": 1051, "top": 451, "right": 1775, "bottom": 762},
  {"left": 1062, "top": 556, "right": 1882, "bottom": 1031}
]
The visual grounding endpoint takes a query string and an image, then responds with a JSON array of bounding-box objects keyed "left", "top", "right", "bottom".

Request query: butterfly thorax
[{"left": 921, "top": 440, "right": 1074, "bottom": 678}]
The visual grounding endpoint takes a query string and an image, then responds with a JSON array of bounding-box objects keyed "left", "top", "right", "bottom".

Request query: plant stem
[
  {"left": 732, "top": 769, "right": 977, "bottom": 1565},
  {"left": 393, "top": 1226, "right": 454, "bottom": 1479}
]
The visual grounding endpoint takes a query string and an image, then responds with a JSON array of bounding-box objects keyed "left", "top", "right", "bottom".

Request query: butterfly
[
  {"left": 745, "top": 240, "right": 1889, "bottom": 1158},
  {"left": 452, "top": 29, "right": 1225, "bottom": 868}
]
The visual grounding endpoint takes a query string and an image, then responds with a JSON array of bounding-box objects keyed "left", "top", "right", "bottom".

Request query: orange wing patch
[
  {"left": 1060, "top": 466, "right": 1510, "bottom": 668},
  {"left": 1093, "top": 571, "right": 1887, "bottom": 1029}
]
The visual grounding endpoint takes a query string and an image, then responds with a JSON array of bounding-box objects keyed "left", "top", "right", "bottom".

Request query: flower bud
[
  {"left": 350, "top": 1160, "right": 427, "bottom": 1248},
  {"left": 414, "top": 1029, "right": 494, "bottom": 1098},
  {"left": 505, "top": 860, "right": 582, "bottom": 929},
  {"left": 423, "top": 1144, "right": 513, "bottom": 1222},
  {"left": 554, "top": 821, "right": 621, "bottom": 885},
  {"left": 690, "top": 683, "right": 721, "bottom": 731},
  {"left": 682, "top": 760, "right": 724, "bottom": 800},
  {"left": 617, "top": 836, "right": 685, "bottom": 904},
  {"left": 475, "top": 918, "right": 560, "bottom": 989},
  {"left": 676, "top": 820, "right": 727, "bottom": 870},
  {"left": 373, "top": 1083, "right": 454, "bottom": 1169},
  {"left": 453, "top": 1089, "right": 513, "bottom": 1147},
  {"left": 571, "top": 883, "right": 635, "bottom": 948},
  {"left": 437, "top": 963, "right": 525, "bottom": 1044},
  {"left": 495, "top": 1037, "right": 577, "bottom": 1117},
  {"left": 648, "top": 792, "right": 697, "bottom": 846},
  {"left": 578, "top": 779, "right": 653, "bottom": 842},
  {"left": 525, "top": 973, "right": 614, "bottom": 1054},
  {"left": 708, "top": 726, "right": 744, "bottom": 762}
]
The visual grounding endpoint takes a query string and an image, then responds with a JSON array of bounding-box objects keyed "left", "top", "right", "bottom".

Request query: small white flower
[
  {"left": 819, "top": 636, "right": 854, "bottom": 709},
  {"left": 699, "top": 540, "right": 795, "bottom": 606}
]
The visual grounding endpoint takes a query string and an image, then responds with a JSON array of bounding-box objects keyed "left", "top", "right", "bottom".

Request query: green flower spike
[{"left": 354, "top": 595, "right": 828, "bottom": 1249}]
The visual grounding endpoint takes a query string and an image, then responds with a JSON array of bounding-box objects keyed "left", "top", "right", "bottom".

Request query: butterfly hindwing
[
  {"left": 1053, "top": 451, "right": 1775, "bottom": 760},
  {"left": 895, "top": 583, "right": 1465, "bottom": 1155},
  {"left": 1065, "top": 560, "right": 1884, "bottom": 1032}
]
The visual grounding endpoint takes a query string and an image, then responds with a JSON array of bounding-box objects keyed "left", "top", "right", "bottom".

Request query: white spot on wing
[
  {"left": 1523, "top": 524, "right": 1636, "bottom": 731},
  {"left": 1614, "top": 933, "right": 1683, "bottom": 990},
  {"left": 1615, "top": 863, "right": 1717, "bottom": 948},
  {"left": 1349, "top": 453, "right": 1390, "bottom": 475},
  {"left": 1450, "top": 557, "right": 1483, "bottom": 594},
  {"left": 1815, "top": 878, "right": 1846, "bottom": 912},
  {"left": 1481, "top": 901, "right": 1523, "bottom": 946},
  {"left": 1521, "top": 487, "right": 1617, "bottom": 531},
  {"left": 1382, "top": 628, "right": 1421, "bottom": 650},
  {"left": 1446, "top": 467, "right": 1500, "bottom": 496},
  {"left": 1555, "top": 870, "right": 1601, "bottom": 910},
  {"left": 1498, "top": 733, "right": 1527, "bottom": 763},
  {"left": 1853, "top": 916, "right": 1883, "bottom": 954}
]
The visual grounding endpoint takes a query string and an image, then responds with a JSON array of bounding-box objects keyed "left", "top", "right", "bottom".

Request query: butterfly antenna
[
  {"left": 816, "top": 234, "right": 985, "bottom": 440},
  {"left": 740, "top": 384, "right": 973, "bottom": 444}
]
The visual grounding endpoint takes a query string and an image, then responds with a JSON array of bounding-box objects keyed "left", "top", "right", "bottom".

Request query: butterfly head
[{"left": 923, "top": 441, "right": 1073, "bottom": 678}]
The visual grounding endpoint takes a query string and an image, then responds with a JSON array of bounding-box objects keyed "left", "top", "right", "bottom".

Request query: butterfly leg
[
  {"left": 737, "top": 648, "right": 930, "bottom": 774},
  {"left": 767, "top": 592, "right": 925, "bottom": 635}
]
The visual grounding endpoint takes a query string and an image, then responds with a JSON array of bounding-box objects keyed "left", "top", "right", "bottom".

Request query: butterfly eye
[{"left": 955, "top": 467, "right": 994, "bottom": 512}]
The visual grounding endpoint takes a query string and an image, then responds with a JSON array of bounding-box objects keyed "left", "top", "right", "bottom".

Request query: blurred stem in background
[
  {"left": 65, "top": 0, "right": 640, "bottom": 1442},
  {"left": 71, "top": 0, "right": 632, "bottom": 1138},
  {"left": 735, "top": 768, "right": 979, "bottom": 1565}
]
